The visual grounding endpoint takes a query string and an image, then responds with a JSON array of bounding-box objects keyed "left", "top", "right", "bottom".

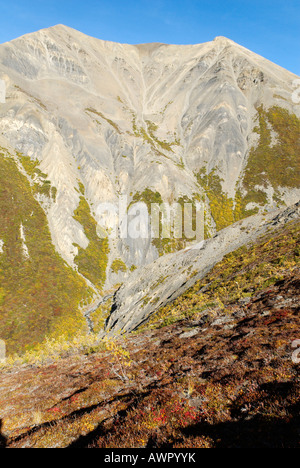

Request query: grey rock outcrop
[{"left": 105, "top": 202, "right": 300, "bottom": 334}]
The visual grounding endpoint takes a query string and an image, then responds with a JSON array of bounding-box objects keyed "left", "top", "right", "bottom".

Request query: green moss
[
  {"left": 0, "top": 151, "right": 92, "bottom": 355},
  {"left": 73, "top": 196, "right": 109, "bottom": 289}
]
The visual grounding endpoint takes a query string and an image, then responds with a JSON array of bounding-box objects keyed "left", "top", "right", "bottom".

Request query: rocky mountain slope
[
  {"left": 105, "top": 201, "right": 300, "bottom": 335},
  {"left": 0, "top": 218, "right": 299, "bottom": 448},
  {"left": 0, "top": 25, "right": 299, "bottom": 354}
]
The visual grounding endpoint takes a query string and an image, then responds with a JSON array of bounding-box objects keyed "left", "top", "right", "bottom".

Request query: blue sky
[{"left": 0, "top": 0, "right": 299, "bottom": 75}]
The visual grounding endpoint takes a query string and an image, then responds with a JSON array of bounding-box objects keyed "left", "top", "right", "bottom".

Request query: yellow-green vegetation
[
  {"left": 144, "top": 220, "right": 300, "bottom": 330},
  {"left": 130, "top": 188, "right": 163, "bottom": 207},
  {"left": 18, "top": 153, "right": 57, "bottom": 202},
  {"left": 110, "top": 258, "right": 127, "bottom": 274},
  {"left": 197, "top": 106, "right": 299, "bottom": 229},
  {"left": 196, "top": 168, "right": 237, "bottom": 231},
  {"left": 85, "top": 107, "right": 122, "bottom": 134},
  {"left": 73, "top": 193, "right": 109, "bottom": 290},
  {"left": 145, "top": 120, "right": 180, "bottom": 152},
  {"left": 103, "top": 335, "right": 132, "bottom": 382},
  {"left": 77, "top": 181, "right": 85, "bottom": 195},
  {"left": 130, "top": 188, "right": 169, "bottom": 255},
  {"left": 118, "top": 97, "right": 179, "bottom": 157},
  {"left": 14, "top": 85, "right": 47, "bottom": 111},
  {"left": 0, "top": 150, "right": 92, "bottom": 355},
  {"left": 245, "top": 105, "right": 300, "bottom": 189},
  {"left": 1, "top": 332, "right": 102, "bottom": 368},
  {"left": 176, "top": 193, "right": 204, "bottom": 243},
  {"left": 239, "top": 105, "right": 300, "bottom": 216},
  {"left": 130, "top": 189, "right": 201, "bottom": 255},
  {"left": 131, "top": 116, "right": 175, "bottom": 155},
  {"left": 90, "top": 298, "right": 113, "bottom": 334}
]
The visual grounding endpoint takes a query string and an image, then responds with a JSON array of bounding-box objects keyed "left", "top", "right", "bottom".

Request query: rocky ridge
[{"left": 105, "top": 201, "right": 300, "bottom": 334}]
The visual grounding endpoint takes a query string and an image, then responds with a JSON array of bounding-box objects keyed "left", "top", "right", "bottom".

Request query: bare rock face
[
  {"left": 0, "top": 25, "right": 299, "bottom": 292},
  {"left": 105, "top": 201, "right": 300, "bottom": 334}
]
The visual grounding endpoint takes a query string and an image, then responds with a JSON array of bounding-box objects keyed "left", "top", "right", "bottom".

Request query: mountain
[{"left": 0, "top": 25, "right": 299, "bottom": 354}]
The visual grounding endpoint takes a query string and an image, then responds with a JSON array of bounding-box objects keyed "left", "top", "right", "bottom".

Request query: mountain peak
[
  {"left": 47, "top": 24, "right": 83, "bottom": 35},
  {"left": 213, "top": 35, "right": 232, "bottom": 42},
  {"left": 212, "top": 35, "right": 237, "bottom": 47}
]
